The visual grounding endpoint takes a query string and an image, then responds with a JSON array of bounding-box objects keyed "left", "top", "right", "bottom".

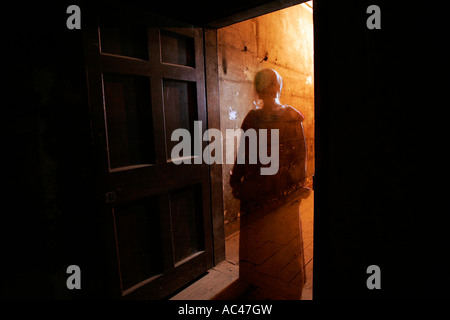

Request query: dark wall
[
  {"left": 1, "top": 2, "right": 105, "bottom": 299},
  {"left": 313, "top": 0, "right": 449, "bottom": 299}
]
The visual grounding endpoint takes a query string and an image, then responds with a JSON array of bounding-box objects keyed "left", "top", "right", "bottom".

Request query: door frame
[
  {"left": 202, "top": 0, "right": 313, "bottom": 267},
  {"left": 203, "top": 28, "right": 226, "bottom": 265}
]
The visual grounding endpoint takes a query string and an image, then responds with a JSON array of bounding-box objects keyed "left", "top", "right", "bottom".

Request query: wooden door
[{"left": 84, "top": 12, "right": 213, "bottom": 299}]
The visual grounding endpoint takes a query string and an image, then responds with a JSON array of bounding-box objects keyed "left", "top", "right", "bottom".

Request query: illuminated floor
[{"left": 170, "top": 191, "right": 313, "bottom": 300}]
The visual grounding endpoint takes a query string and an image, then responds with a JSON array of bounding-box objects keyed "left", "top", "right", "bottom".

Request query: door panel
[
  {"left": 84, "top": 11, "right": 213, "bottom": 299},
  {"left": 163, "top": 79, "right": 198, "bottom": 159},
  {"left": 100, "top": 24, "right": 149, "bottom": 60},
  {"left": 170, "top": 183, "right": 205, "bottom": 265},
  {"left": 103, "top": 73, "right": 155, "bottom": 169},
  {"left": 160, "top": 29, "right": 195, "bottom": 67},
  {"left": 114, "top": 195, "right": 163, "bottom": 291}
]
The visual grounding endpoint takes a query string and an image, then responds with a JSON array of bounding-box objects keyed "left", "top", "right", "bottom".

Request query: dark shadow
[{"left": 214, "top": 69, "right": 310, "bottom": 300}]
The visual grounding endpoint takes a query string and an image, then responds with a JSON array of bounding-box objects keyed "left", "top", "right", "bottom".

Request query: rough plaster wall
[{"left": 218, "top": 3, "right": 314, "bottom": 228}]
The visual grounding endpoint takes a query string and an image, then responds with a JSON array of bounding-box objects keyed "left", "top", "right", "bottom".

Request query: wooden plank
[
  {"left": 253, "top": 235, "right": 302, "bottom": 277},
  {"left": 278, "top": 252, "right": 306, "bottom": 284},
  {"left": 212, "top": 261, "right": 239, "bottom": 279},
  {"left": 159, "top": 64, "right": 198, "bottom": 82},
  {"left": 212, "top": 279, "right": 258, "bottom": 300},
  {"left": 240, "top": 266, "right": 302, "bottom": 300},
  {"left": 162, "top": 27, "right": 195, "bottom": 38},
  {"left": 83, "top": 27, "right": 110, "bottom": 178},
  {"left": 200, "top": 166, "right": 214, "bottom": 270},
  {"left": 204, "top": 28, "right": 226, "bottom": 265},
  {"left": 186, "top": 272, "right": 236, "bottom": 300},
  {"left": 303, "top": 260, "right": 313, "bottom": 291},
  {"left": 101, "top": 54, "right": 197, "bottom": 82},
  {"left": 247, "top": 241, "right": 283, "bottom": 266},
  {"left": 149, "top": 74, "right": 166, "bottom": 165},
  {"left": 107, "top": 164, "right": 203, "bottom": 204},
  {"left": 158, "top": 193, "right": 175, "bottom": 273},
  {"left": 224, "top": 231, "right": 239, "bottom": 265},
  {"left": 170, "top": 269, "right": 222, "bottom": 300},
  {"left": 101, "top": 53, "right": 151, "bottom": 76}
]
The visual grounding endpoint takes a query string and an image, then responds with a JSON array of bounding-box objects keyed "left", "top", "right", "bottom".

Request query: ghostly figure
[{"left": 229, "top": 68, "right": 310, "bottom": 300}]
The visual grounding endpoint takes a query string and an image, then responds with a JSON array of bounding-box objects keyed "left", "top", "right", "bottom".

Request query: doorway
[
  {"left": 171, "top": 1, "right": 315, "bottom": 300},
  {"left": 219, "top": 1, "right": 314, "bottom": 300}
]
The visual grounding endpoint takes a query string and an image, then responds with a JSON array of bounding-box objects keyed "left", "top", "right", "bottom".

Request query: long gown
[{"left": 230, "top": 105, "right": 310, "bottom": 299}]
